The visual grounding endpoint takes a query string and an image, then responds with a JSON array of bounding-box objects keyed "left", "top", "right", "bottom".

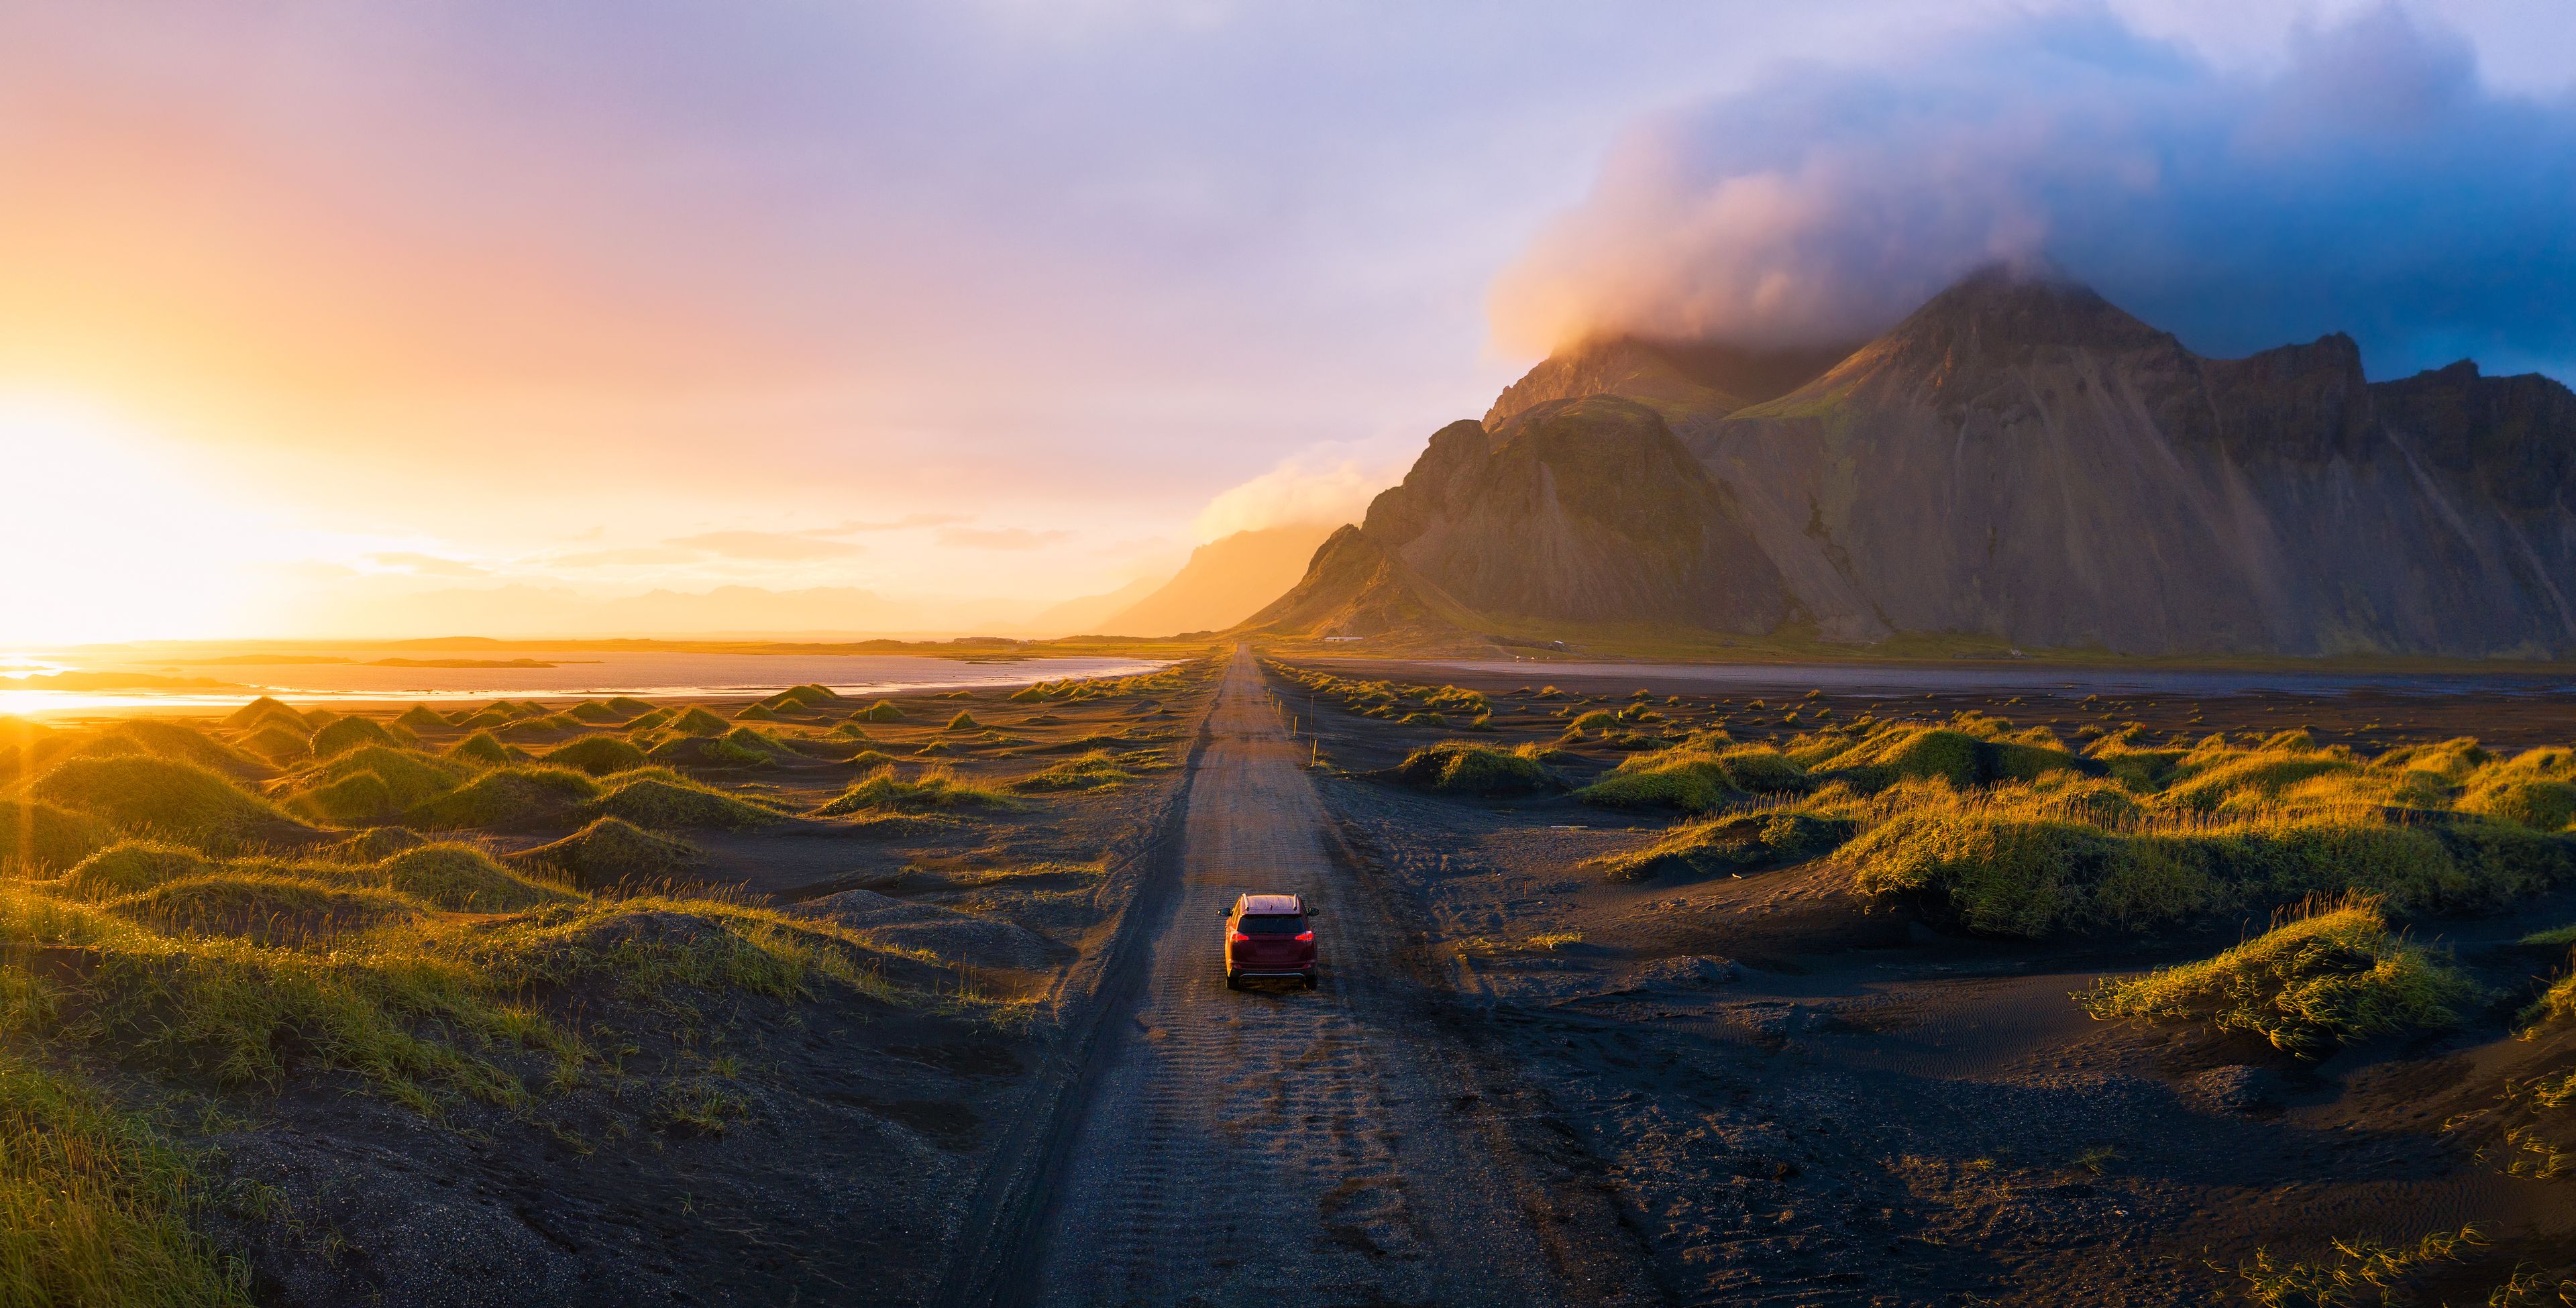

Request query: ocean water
[{"left": 0, "top": 651, "right": 1169, "bottom": 718}]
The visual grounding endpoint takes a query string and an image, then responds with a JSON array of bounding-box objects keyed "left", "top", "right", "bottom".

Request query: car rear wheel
[
  {"left": 1301, "top": 973, "right": 1318, "bottom": 990},
  {"left": 1225, "top": 972, "right": 1244, "bottom": 991}
]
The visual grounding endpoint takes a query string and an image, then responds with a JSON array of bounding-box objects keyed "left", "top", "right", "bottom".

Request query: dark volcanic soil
[{"left": 1275, "top": 659, "right": 2576, "bottom": 1306}]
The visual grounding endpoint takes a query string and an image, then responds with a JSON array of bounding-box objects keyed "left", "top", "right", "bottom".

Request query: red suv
[{"left": 1224, "top": 893, "right": 1317, "bottom": 989}]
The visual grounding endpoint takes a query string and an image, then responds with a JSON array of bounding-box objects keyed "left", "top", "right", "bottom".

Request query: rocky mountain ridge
[{"left": 1249, "top": 268, "right": 2576, "bottom": 657}]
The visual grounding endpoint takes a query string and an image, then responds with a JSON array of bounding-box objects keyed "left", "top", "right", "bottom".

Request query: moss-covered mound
[
  {"left": 311, "top": 715, "right": 413, "bottom": 761},
  {"left": 1576, "top": 741, "right": 1806, "bottom": 812},
  {"left": 52, "top": 841, "right": 215, "bottom": 900},
  {"left": 1387, "top": 743, "right": 1558, "bottom": 796},
  {"left": 511, "top": 818, "right": 698, "bottom": 891},
  {"left": 286, "top": 771, "right": 395, "bottom": 824},
  {"left": 2079, "top": 902, "right": 2479, "bottom": 1055},
  {"left": 546, "top": 734, "right": 649, "bottom": 777},
  {"left": 109, "top": 873, "right": 420, "bottom": 942},
  {"left": 669, "top": 707, "right": 731, "bottom": 737},
  {"left": 236, "top": 724, "right": 314, "bottom": 768},
  {"left": 852, "top": 700, "right": 904, "bottom": 723},
  {"left": 1847, "top": 802, "right": 2575, "bottom": 938},
  {"left": 399, "top": 765, "right": 600, "bottom": 830},
  {"left": 589, "top": 772, "right": 788, "bottom": 830},
  {"left": 445, "top": 730, "right": 512, "bottom": 768},
  {"left": 221, "top": 697, "right": 305, "bottom": 732},
  {"left": 1596, "top": 810, "right": 1857, "bottom": 882},
  {"left": 292, "top": 746, "right": 466, "bottom": 813},
  {"left": 376, "top": 844, "right": 577, "bottom": 912},
  {"left": 1012, "top": 751, "right": 1133, "bottom": 793},
  {"left": 393, "top": 705, "right": 449, "bottom": 733},
  {"left": 0, "top": 802, "right": 114, "bottom": 874},
  {"left": 816, "top": 765, "right": 1017, "bottom": 815},
  {"left": 32, "top": 755, "right": 299, "bottom": 843},
  {"left": 80, "top": 720, "right": 266, "bottom": 779}
]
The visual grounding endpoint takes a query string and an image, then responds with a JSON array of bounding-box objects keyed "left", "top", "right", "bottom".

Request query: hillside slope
[
  {"left": 1252, "top": 267, "right": 2576, "bottom": 657},
  {"left": 1097, "top": 523, "right": 1336, "bottom": 637}
]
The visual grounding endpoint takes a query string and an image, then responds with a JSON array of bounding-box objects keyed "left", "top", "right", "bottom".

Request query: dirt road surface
[{"left": 1010, "top": 649, "right": 1578, "bottom": 1306}]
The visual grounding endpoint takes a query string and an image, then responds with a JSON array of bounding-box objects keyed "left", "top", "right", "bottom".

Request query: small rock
[
  {"left": 1627, "top": 955, "right": 1743, "bottom": 989},
  {"left": 2188, "top": 1065, "right": 2282, "bottom": 1113}
]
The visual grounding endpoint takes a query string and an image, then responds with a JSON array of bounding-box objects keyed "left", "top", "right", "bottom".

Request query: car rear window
[{"left": 1237, "top": 914, "right": 1305, "bottom": 935}]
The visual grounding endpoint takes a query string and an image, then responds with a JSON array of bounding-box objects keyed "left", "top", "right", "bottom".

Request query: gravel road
[{"left": 1014, "top": 649, "right": 1571, "bottom": 1306}]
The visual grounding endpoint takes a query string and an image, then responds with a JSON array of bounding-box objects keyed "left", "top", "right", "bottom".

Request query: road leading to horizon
[{"left": 1020, "top": 649, "right": 1564, "bottom": 1306}]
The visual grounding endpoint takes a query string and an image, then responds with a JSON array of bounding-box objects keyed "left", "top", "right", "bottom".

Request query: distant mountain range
[{"left": 1251, "top": 267, "right": 2576, "bottom": 658}]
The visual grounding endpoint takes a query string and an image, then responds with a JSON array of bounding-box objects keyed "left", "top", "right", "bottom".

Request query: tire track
[{"left": 1016, "top": 648, "right": 1562, "bottom": 1307}]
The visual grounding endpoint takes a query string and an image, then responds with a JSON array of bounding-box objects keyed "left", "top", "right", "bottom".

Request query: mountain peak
[
  {"left": 1487, "top": 336, "right": 1857, "bottom": 427},
  {"left": 1892, "top": 264, "right": 2171, "bottom": 355}
]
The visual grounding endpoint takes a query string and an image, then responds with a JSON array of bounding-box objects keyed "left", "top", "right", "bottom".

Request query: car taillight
[
  {"left": 1228, "top": 932, "right": 1250, "bottom": 943},
  {"left": 1294, "top": 931, "right": 1313, "bottom": 942}
]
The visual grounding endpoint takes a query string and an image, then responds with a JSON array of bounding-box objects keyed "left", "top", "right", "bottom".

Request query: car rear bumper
[{"left": 1226, "top": 968, "right": 1315, "bottom": 979}]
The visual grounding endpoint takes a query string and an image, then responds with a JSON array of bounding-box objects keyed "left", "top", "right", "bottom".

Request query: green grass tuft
[
  {"left": 1011, "top": 751, "right": 1133, "bottom": 793},
  {"left": 2078, "top": 900, "right": 2480, "bottom": 1056},
  {"left": 1388, "top": 743, "right": 1558, "bottom": 796},
  {"left": 816, "top": 765, "right": 1018, "bottom": 815},
  {"left": 589, "top": 771, "right": 790, "bottom": 830}
]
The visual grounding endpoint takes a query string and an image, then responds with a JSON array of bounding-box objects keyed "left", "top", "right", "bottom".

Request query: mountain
[
  {"left": 1093, "top": 523, "right": 1338, "bottom": 637},
  {"left": 1026, "top": 573, "right": 1170, "bottom": 637},
  {"left": 1250, "top": 267, "right": 2576, "bottom": 658}
]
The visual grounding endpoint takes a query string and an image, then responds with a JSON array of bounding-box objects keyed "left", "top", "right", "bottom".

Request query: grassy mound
[
  {"left": 945, "top": 711, "right": 981, "bottom": 730},
  {"left": 292, "top": 746, "right": 467, "bottom": 813},
  {"left": 445, "top": 730, "right": 512, "bottom": 768},
  {"left": 2463, "top": 777, "right": 2576, "bottom": 832},
  {"left": 565, "top": 701, "right": 625, "bottom": 724},
  {"left": 375, "top": 844, "right": 577, "bottom": 912},
  {"left": 399, "top": 765, "right": 600, "bottom": 830},
  {"left": 235, "top": 724, "right": 313, "bottom": 768},
  {"left": 1809, "top": 725, "right": 2088, "bottom": 792},
  {"left": 1576, "top": 741, "right": 1807, "bottom": 812},
  {"left": 54, "top": 842, "right": 215, "bottom": 900},
  {"left": 852, "top": 700, "right": 904, "bottom": 723},
  {"left": 606, "top": 696, "right": 655, "bottom": 716},
  {"left": 546, "top": 734, "right": 649, "bottom": 777},
  {"left": 590, "top": 771, "right": 788, "bottom": 830},
  {"left": 1849, "top": 794, "right": 2576, "bottom": 937},
  {"left": 0, "top": 802, "right": 114, "bottom": 874},
  {"left": 1387, "top": 743, "right": 1558, "bottom": 796},
  {"left": 733, "top": 704, "right": 784, "bottom": 722},
  {"left": 669, "top": 707, "right": 731, "bottom": 737},
  {"left": 111, "top": 873, "right": 424, "bottom": 944},
  {"left": 330, "top": 827, "right": 427, "bottom": 861},
  {"left": 32, "top": 755, "right": 297, "bottom": 844},
  {"left": 758, "top": 684, "right": 842, "bottom": 712},
  {"left": 221, "top": 697, "right": 304, "bottom": 732},
  {"left": 816, "top": 765, "right": 1018, "bottom": 816},
  {"left": 79, "top": 720, "right": 266, "bottom": 780},
  {"left": 393, "top": 705, "right": 449, "bottom": 733},
  {"left": 512, "top": 818, "right": 697, "bottom": 891},
  {"left": 285, "top": 771, "right": 394, "bottom": 825},
  {"left": 2080, "top": 902, "right": 2479, "bottom": 1055},
  {"left": 311, "top": 715, "right": 412, "bottom": 761},
  {"left": 1597, "top": 810, "right": 1857, "bottom": 881},
  {"left": 1012, "top": 751, "right": 1133, "bottom": 793}
]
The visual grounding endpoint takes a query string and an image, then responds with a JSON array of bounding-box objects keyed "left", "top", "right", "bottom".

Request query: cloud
[
  {"left": 1489, "top": 4, "right": 2576, "bottom": 379},
  {"left": 809, "top": 512, "right": 970, "bottom": 535},
  {"left": 663, "top": 530, "right": 865, "bottom": 560},
  {"left": 365, "top": 551, "right": 488, "bottom": 578},
  {"left": 938, "top": 526, "right": 1074, "bottom": 550},
  {"left": 1193, "top": 446, "right": 1403, "bottom": 541},
  {"left": 547, "top": 545, "right": 705, "bottom": 569}
]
